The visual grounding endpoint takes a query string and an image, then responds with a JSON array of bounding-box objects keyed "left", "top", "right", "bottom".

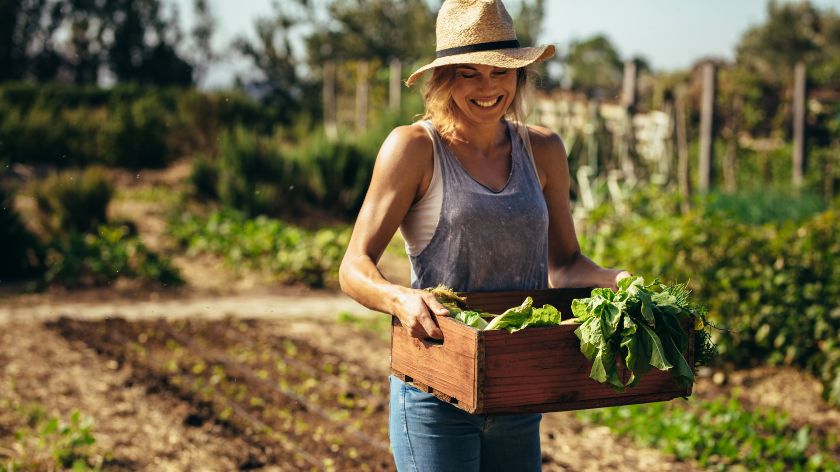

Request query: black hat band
[{"left": 435, "top": 40, "right": 521, "bottom": 58}]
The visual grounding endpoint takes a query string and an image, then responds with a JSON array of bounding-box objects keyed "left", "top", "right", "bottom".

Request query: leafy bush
[
  {"left": 214, "top": 127, "right": 287, "bottom": 216},
  {"left": 192, "top": 103, "right": 420, "bottom": 219},
  {"left": 0, "top": 83, "right": 276, "bottom": 169},
  {"left": 168, "top": 209, "right": 350, "bottom": 287},
  {"left": 188, "top": 154, "right": 218, "bottom": 199},
  {"left": 577, "top": 396, "right": 839, "bottom": 470},
  {"left": 100, "top": 95, "right": 170, "bottom": 169},
  {"left": 45, "top": 224, "right": 182, "bottom": 288},
  {"left": 31, "top": 167, "right": 114, "bottom": 237},
  {"left": 703, "top": 187, "right": 826, "bottom": 225},
  {"left": 0, "top": 187, "right": 44, "bottom": 279},
  {"left": 581, "top": 198, "right": 840, "bottom": 405}
]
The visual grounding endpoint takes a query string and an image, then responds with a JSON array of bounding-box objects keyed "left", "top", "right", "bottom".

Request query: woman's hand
[{"left": 392, "top": 287, "right": 448, "bottom": 340}]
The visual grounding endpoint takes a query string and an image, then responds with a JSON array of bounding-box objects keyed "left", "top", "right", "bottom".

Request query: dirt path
[{"left": 0, "top": 288, "right": 373, "bottom": 324}]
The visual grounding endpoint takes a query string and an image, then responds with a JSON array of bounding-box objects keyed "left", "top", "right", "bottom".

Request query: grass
[{"left": 576, "top": 393, "right": 840, "bottom": 471}]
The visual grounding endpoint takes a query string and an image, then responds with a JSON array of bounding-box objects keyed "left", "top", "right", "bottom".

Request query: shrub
[
  {"left": 188, "top": 153, "right": 218, "bottom": 199},
  {"left": 581, "top": 199, "right": 840, "bottom": 405},
  {"left": 215, "top": 127, "right": 287, "bottom": 216},
  {"left": 31, "top": 167, "right": 114, "bottom": 237},
  {"left": 100, "top": 96, "right": 171, "bottom": 169},
  {"left": 45, "top": 224, "right": 182, "bottom": 288},
  {"left": 0, "top": 187, "right": 44, "bottom": 279}
]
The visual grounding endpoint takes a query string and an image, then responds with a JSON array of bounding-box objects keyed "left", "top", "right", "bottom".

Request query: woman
[{"left": 339, "top": 0, "right": 629, "bottom": 470}]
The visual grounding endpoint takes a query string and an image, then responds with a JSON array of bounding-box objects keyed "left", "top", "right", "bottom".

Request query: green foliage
[
  {"left": 0, "top": 84, "right": 275, "bottom": 169},
  {"left": 305, "top": 0, "right": 435, "bottom": 67},
  {"left": 1, "top": 402, "right": 105, "bottom": 471},
  {"left": 571, "top": 277, "right": 711, "bottom": 390},
  {"left": 31, "top": 167, "right": 114, "bottom": 237},
  {"left": 703, "top": 188, "right": 826, "bottom": 225},
  {"left": 214, "top": 127, "right": 287, "bottom": 216},
  {"left": 2, "top": 0, "right": 195, "bottom": 86},
  {"left": 577, "top": 396, "right": 840, "bottom": 471},
  {"left": 0, "top": 187, "right": 44, "bottom": 279},
  {"left": 483, "top": 297, "right": 564, "bottom": 333},
  {"left": 193, "top": 103, "right": 421, "bottom": 219},
  {"left": 45, "top": 224, "right": 183, "bottom": 288},
  {"left": 167, "top": 210, "right": 350, "bottom": 287},
  {"left": 566, "top": 34, "right": 623, "bottom": 99},
  {"left": 581, "top": 195, "right": 840, "bottom": 405},
  {"left": 100, "top": 96, "right": 170, "bottom": 169}
]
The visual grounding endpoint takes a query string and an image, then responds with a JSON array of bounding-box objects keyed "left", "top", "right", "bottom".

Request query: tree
[
  {"left": 107, "top": 0, "right": 193, "bottom": 86},
  {"left": 566, "top": 34, "right": 623, "bottom": 100},
  {"left": 233, "top": 1, "right": 307, "bottom": 119},
  {"left": 304, "top": 0, "right": 434, "bottom": 66},
  {"left": 0, "top": 0, "right": 195, "bottom": 86},
  {"left": 190, "top": 0, "right": 216, "bottom": 85},
  {"left": 734, "top": 1, "right": 840, "bottom": 138}
]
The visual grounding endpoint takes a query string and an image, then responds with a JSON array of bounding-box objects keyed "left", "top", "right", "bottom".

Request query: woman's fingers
[
  {"left": 423, "top": 293, "right": 450, "bottom": 317},
  {"left": 397, "top": 290, "right": 446, "bottom": 340}
]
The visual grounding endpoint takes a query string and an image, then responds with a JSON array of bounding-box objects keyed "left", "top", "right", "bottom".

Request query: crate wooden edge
[
  {"left": 390, "top": 315, "right": 481, "bottom": 412},
  {"left": 479, "top": 388, "right": 693, "bottom": 415}
]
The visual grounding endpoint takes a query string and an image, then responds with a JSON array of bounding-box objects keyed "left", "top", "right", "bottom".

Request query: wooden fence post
[
  {"left": 323, "top": 61, "right": 337, "bottom": 139},
  {"left": 792, "top": 61, "right": 806, "bottom": 190},
  {"left": 389, "top": 58, "right": 402, "bottom": 111},
  {"left": 675, "top": 86, "right": 691, "bottom": 213},
  {"left": 698, "top": 62, "right": 716, "bottom": 193},
  {"left": 621, "top": 60, "right": 637, "bottom": 111},
  {"left": 723, "top": 95, "right": 743, "bottom": 193},
  {"left": 356, "top": 60, "right": 369, "bottom": 132}
]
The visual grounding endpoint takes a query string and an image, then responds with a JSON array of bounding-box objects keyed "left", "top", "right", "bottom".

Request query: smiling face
[{"left": 450, "top": 64, "right": 518, "bottom": 126}]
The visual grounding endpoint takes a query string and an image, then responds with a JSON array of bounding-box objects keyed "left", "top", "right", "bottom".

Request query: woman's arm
[
  {"left": 528, "top": 125, "right": 630, "bottom": 290},
  {"left": 339, "top": 125, "right": 448, "bottom": 339}
]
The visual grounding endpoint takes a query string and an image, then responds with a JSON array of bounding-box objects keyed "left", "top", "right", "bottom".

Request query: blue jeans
[{"left": 388, "top": 375, "right": 542, "bottom": 472}]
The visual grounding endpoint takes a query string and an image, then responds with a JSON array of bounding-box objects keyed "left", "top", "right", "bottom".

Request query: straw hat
[{"left": 405, "top": 0, "right": 555, "bottom": 86}]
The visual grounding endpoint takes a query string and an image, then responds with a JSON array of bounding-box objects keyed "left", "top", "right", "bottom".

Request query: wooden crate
[{"left": 390, "top": 287, "right": 695, "bottom": 415}]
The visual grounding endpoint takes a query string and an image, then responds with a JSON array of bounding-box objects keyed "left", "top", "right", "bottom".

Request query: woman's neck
[{"left": 450, "top": 118, "right": 508, "bottom": 153}]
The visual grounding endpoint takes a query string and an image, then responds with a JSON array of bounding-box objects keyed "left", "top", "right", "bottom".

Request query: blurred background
[{"left": 0, "top": 0, "right": 839, "bottom": 470}]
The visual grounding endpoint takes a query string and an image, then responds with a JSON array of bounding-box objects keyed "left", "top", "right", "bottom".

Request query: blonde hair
[{"left": 420, "top": 66, "right": 530, "bottom": 142}]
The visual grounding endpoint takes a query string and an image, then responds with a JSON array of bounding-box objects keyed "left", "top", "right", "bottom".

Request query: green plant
[
  {"left": 1, "top": 404, "right": 104, "bottom": 471},
  {"left": 0, "top": 187, "right": 44, "bottom": 279},
  {"left": 703, "top": 188, "right": 826, "bottom": 225},
  {"left": 168, "top": 210, "right": 350, "bottom": 287},
  {"left": 45, "top": 224, "right": 182, "bottom": 287},
  {"left": 31, "top": 167, "right": 114, "bottom": 237},
  {"left": 571, "top": 277, "right": 712, "bottom": 390},
  {"left": 577, "top": 396, "right": 840, "bottom": 471},
  {"left": 581, "top": 198, "right": 840, "bottom": 405},
  {"left": 100, "top": 95, "right": 170, "bottom": 169}
]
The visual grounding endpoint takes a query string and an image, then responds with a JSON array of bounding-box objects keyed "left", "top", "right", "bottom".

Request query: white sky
[{"left": 172, "top": 0, "right": 840, "bottom": 89}]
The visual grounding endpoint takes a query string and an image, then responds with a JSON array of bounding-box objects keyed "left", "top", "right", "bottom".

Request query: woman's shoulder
[
  {"left": 522, "top": 123, "right": 565, "bottom": 154},
  {"left": 377, "top": 123, "right": 434, "bottom": 165}
]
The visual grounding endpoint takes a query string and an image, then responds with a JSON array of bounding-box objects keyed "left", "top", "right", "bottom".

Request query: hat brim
[{"left": 405, "top": 44, "right": 555, "bottom": 86}]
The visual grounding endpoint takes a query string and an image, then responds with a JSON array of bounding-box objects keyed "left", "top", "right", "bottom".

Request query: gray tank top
[{"left": 410, "top": 120, "right": 549, "bottom": 292}]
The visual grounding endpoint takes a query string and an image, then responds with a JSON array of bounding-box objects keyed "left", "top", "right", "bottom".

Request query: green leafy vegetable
[
  {"left": 573, "top": 276, "right": 716, "bottom": 391},
  {"left": 427, "top": 288, "right": 563, "bottom": 332},
  {"left": 454, "top": 310, "right": 489, "bottom": 329}
]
